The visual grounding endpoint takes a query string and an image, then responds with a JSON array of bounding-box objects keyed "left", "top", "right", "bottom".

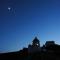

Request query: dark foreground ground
[
  {"left": 0, "top": 50, "right": 60, "bottom": 60},
  {"left": 1, "top": 41, "right": 60, "bottom": 60}
]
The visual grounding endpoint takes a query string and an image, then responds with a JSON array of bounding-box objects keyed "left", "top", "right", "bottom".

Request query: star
[{"left": 8, "top": 7, "right": 11, "bottom": 11}]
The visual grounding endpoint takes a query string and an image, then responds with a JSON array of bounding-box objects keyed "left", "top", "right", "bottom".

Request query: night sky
[{"left": 0, "top": 0, "right": 60, "bottom": 53}]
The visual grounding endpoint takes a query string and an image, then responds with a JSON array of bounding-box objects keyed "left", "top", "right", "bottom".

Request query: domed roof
[{"left": 33, "top": 37, "right": 40, "bottom": 43}]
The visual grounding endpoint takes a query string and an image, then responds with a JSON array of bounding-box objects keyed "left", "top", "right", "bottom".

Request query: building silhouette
[
  {"left": 28, "top": 37, "right": 40, "bottom": 53},
  {"left": 1, "top": 37, "right": 60, "bottom": 60},
  {"left": 45, "top": 41, "right": 55, "bottom": 47}
]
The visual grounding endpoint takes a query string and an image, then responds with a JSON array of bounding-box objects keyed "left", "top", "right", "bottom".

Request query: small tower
[
  {"left": 32, "top": 37, "right": 40, "bottom": 52},
  {"left": 32, "top": 37, "right": 40, "bottom": 47},
  {"left": 28, "top": 37, "right": 41, "bottom": 53}
]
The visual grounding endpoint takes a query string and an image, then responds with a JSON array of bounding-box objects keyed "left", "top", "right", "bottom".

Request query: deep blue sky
[{"left": 0, "top": 0, "right": 60, "bottom": 53}]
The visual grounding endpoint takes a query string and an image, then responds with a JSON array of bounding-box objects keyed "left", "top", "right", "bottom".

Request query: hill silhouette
[{"left": 0, "top": 37, "right": 60, "bottom": 60}]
